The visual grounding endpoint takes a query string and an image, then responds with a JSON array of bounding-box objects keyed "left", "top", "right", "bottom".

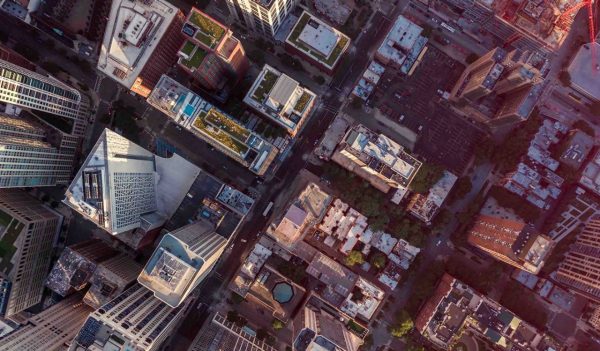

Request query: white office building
[
  {"left": 138, "top": 221, "right": 227, "bottom": 308},
  {"left": 63, "top": 129, "right": 200, "bottom": 237},
  {"left": 224, "top": 0, "right": 299, "bottom": 37}
]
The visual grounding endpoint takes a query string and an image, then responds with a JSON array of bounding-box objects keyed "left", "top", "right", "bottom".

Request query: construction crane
[{"left": 556, "top": 0, "right": 597, "bottom": 69}]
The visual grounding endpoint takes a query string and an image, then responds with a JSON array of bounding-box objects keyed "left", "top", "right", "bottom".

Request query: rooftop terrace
[
  {"left": 185, "top": 9, "right": 226, "bottom": 49},
  {"left": 286, "top": 11, "right": 350, "bottom": 69}
]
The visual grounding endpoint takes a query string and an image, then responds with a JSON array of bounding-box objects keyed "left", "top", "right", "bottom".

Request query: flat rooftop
[
  {"left": 286, "top": 11, "right": 350, "bottom": 69},
  {"left": 97, "top": 0, "right": 178, "bottom": 90},
  {"left": 568, "top": 42, "right": 600, "bottom": 102}
]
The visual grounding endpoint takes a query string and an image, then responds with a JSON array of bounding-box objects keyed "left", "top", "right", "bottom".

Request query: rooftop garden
[
  {"left": 287, "top": 12, "right": 349, "bottom": 67},
  {"left": 189, "top": 10, "right": 225, "bottom": 49},
  {"left": 193, "top": 110, "right": 250, "bottom": 156},
  {"left": 180, "top": 40, "right": 196, "bottom": 57},
  {"left": 181, "top": 46, "right": 207, "bottom": 70},
  {"left": 251, "top": 70, "right": 279, "bottom": 103},
  {"left": 204, "top": 108, "right": 250, "bottom": 141},
  {"left": 293, "top": 92, "right": 312, "bottom": 113}
]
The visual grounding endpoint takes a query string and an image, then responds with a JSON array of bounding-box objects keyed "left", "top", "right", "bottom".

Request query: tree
[
  {"left": 345, "top": 250, "right": 364, "bottom": 266},
  {"left": 410, "top": 163, "right": 445, "bottom": 194},
  {"left": 249, "top": 49, "right": 265, "bottom": 66},
  {"left": 465, "top": 53, "right": 480, "bottom": 64},
  {"left": 280, "top": 53, "right": 304, "bottom": 71},
  {"left": 272, "top": 319, "right": 285, "bottom": 330},
  {"left": 448, "top": 176, "right": 472, "bottom": 204},
  {"left": 231, "top": 292, "right": 245, "bottom": 304},
  {"left": 389, "top": 310, "right": 414, "bottom": 338},
  {"left": 370, "top": 252, "right": 387, "bottom": 270},
  {"left": 256, "top": 328, "right": 268, "bottom": 340},
  {"left": 350, "top": 97, "right": 363, "bottom": 110},
  {"left": 559, "top": 71, "right": 571, "bottom": 86}
]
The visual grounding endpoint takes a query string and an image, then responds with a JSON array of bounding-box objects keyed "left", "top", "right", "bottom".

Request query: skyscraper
[
  {"left": 70, "top": 284, "right": 190, "bottom": 351},
  {"left": 138, "top": 221, "right": 227, "bottom": 307},
  {"left": 178, "top": 8, "right": 248, "bottom": 91},
  {"left": 0, "top": 189, "right": 63, "bottom": 318},
  {"left": 555, "top": 216, "right": 600, "bottom": 301},
  {"left": 98, "top": 0, "right": 186, "bottom": 97},
  {"left": 0, "top": 294, "right": 93, "bottom": 351},
  {"left": 63, "top": 128, "right": 200, "bottom": 241},
  {"left": 467, "top": 214, "right": 554, "bottom": 274},
  {"left": 0, "top": 58, "right": 90, "bottom": 188},
  {"left": 224, "top": 0, "right": 299, "bottom": 37}
]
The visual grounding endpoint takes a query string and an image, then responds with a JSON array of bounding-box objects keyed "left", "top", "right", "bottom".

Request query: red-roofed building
[{"left": 415, "top": 273, "right": 455, "bottom": 333}]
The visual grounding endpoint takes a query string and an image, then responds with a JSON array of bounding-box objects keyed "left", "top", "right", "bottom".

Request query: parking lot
[{"left": 373, "top": 45, "right": 482, "bottom": 174}]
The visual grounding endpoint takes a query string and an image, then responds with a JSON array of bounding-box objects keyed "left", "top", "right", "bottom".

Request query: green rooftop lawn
[
  {"left": 0, "top": 219, "right": 23, "bottom": 274},
  {"left": 181, "top": 46, "right": 207, "bottom": 69},
  {"left": 287, "top": 13, "right": 349, "bottom": 67},
  {"left": 0, "top": 209, "right": 12, "bottom": 228},
  {"left": 205, "top": 108, "right": 250, "bottom": 141},
  {"left": 189, "top": 10, "right": 225, "bottom": 48},
  {"left": 294, "top": 92, "right": 312, "bottom": 113},
  {"left": 252, "top": 70, "right": 278, "bottom": 103},
  {"left": 193, "top": 111, "right": 249, "bottom": 155},
  {"left": 180, "top": 40, "right": 196, "bottom": 57}
]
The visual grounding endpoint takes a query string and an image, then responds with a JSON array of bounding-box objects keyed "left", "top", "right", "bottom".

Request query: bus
[
  {"left": 262, "top": 202, "right": 274, "bottom": 217},
  {"left": 441, "top": 22, "right": 456, "bottom": 33}
]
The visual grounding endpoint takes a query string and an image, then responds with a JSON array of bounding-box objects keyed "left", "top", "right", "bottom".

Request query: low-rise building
[
  {"left": 559, "top": 130, "right": 594, "bottom": 170},
  {"left": 63, "top": 129, "right": 200, "bottom": 242},
  {"left": 148, "top": 75, "right": 278, "bottom": 175},
  {"left": 547, "top": 187, "right": 600, "bottom": 242},
  {"left": 178, "top": 8, "right": 248, "bottom": 91},
  {"left": 244, "top": 65, "right": 316, "bottom": 136},
  {"left": 332, "top": 124, "right": 422, "bottom": 194},
  {"left": 375, "top": 15, "right": 427, "bottom": 75},
  {"left": 285, "top": 10, "right": 350, "bottom": 74},
  {"left": 138, "top": 221, "right": 227, "bottom": 308},
  {"left": 407, "top": 171, "right": 457, "bottom": 224},
  {"left": 416, "top": 274, "right": 558, "bottom": 350},
  {"left": 467, "top": 214, "right": 554, "bottom": 274},
  {"left": 580, "top": 149, "right": 600, "bottom": 197}
]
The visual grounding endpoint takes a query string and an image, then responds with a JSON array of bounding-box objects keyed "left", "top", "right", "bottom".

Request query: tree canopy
[
  {"left": 370, "top": 252, "right": 387, "bottom": 270},
  {"left": 345, "top": 250, "right": 365, "bottom": 266},
  {"left": 389, "top": 310, "right": 414, "bottom": 338},
  {"left": 410, "top": 163, "right": 445, "bottom": 194}
]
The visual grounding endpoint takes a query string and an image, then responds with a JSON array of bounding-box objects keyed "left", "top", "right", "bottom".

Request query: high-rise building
[
  {"left": 467, "top": 214, "right": 554, "bottom": 274},
  {"left": 138, "top": 221, "right": 227, "bottom": 308},
  {"left": 0, "top": 294, "right": 93, "bottom": 351},
  {"left": 0, "top": 189, "right": 63, "bottom": 318},
  {"left": 224, "top": 0, "right": 299, "bottom": 37},
  {"left": 555, "top": 216, "right": 600, "bottom": 301},
  {"left": 97, "top": 0, "right": 186, "bottom": 97},
  {"left": 63, "top": 128, "right": 200, "bottom": 241},
  {"left": 450, "top": 47, "right": 544, "bottom": 129},
  {"left": 83, "top": 253, "right": 143, "bottom": 309},
  {"left": 0, "top": 60, "right": 90, "bottom": 135},
  {"left": 70, "top": 284, "right": 191, "bottom": 351},
  {"left": 244, "top": 64, "right": 316, "bottom": 136},
  {"left": 178, "top": 8, "right": 248, "bottom": 91},
  {"left": 46, "top": 239, "right": 118, "bottom": 297},
  {"left": 0, "top": 58, "right": 90, "bottom": 188},
  {"left": 567, "top": 42, "right": 600, "bottom": 103}
]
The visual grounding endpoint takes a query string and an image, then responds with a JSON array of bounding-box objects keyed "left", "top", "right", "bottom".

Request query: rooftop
[
  {"left": 408, "top": 171, "right": 457, "bottom": 224},
  {"left": 567, "top": 42, "right": 600, "bottom": 102},
  {"left": 184, "top": 8, "right": 226, "bottom": 50},
  {"left": 138, "top": 221, "right": 227, "bottom": 307},
  {"left": 64, "top": 128, "right": 200, "bottom": 236},
  {"left": 285, "top": 11, "right": 350, "bottom": 69},
  {"left": 244, "top": 65, "right": 316, "bottom": 135},
  {"left": 376, "top": 15, "right": 423, "bottom": 66},
  {"left": 148, "top": 75, "right": 278, "bottom": 175},
  {"left": 97, "top": 0, "right": 178, "bottom": 90},
  {"left": 215, "top": 185, "right": 255, "bottom": 216}
]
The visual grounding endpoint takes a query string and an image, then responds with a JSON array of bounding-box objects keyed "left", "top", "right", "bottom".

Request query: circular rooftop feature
[{"left": 272, "top": 282, "right": 294, "bottom": 304}]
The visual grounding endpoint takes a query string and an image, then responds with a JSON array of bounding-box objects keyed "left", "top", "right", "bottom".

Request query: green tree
[
  {"left": 389, "top": 310, "right": 414, "bottom": 338},
  {"left": 410, "top": 163, "right": 445, "bottom": 194},
  {"left": 370, "top": 252, "right": 387, "bottom": 269},
  {"left": 272, "top": 319, "right": 285, "bottom": 330},
  {"left": 448, "top": 176, "right": 472, "bottom": 204},
  {"left": 350, "top": 97, "right": 363, "bottom": 110},
  {"left": 345, "top": 250, "right": 364, "bottom": 266},
  {"left": 256, "top": 328, "right": 268, "bottom": 340}
]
